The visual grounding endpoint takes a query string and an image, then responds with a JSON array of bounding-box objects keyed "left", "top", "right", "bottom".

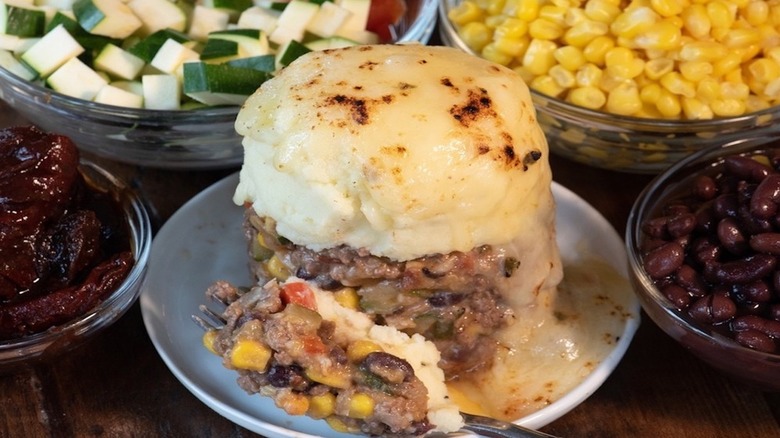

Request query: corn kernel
[
  {"left": 548, "top": 64, "right": 576, "bottom": 88},
  {"left": 529, "top": 18, "right": 564, "bottom": 39},
  {"left": 736, "top": 43, "right": 762, "bottom": 63},
  {"left": 605, "top": 47, "right": 644, "bottom": 79},
  {"left": 229, "top": 339, "right": 272, "bottom": 371},
  {"left": 650, "top": 0, "right": 682, "bottom": 17},
  {"left": 554, "top": 45, "right": 586, "bottom": 71},
  {"left": 481, "top": 42, "right": 514, "bottom": 65},
  {"left": 745, "top": 1, "right": 770, "bottom": 26},
  {"left": 459, "top": 22, "right": 493, "bottom": 51},
  {"left": 606, "top": 81, "right": 642, "bottom": 115},
  {"left": 707, "top": 1, "right": 735, "bottom": 29},
  {"left": 523, "top": 39, "right": 557, "bottom": 75},
  {"left": 348, "top": 393, "right": 375, "bottom": 419},
  {"left": 575, "top": 63, "right": 603, "bottom": 86},
  {"left": 515, "top": 0, "right": 538, "bottom": 21},
  {"left": 539, "top": 5, "right": 567, "bottom": 25},
  {"left": 712, "top": 53, "right": 741, "bottom": 77},
  {"left": 766, "top": 78, "right": 780, "bottom": 99},
  {"left": 494, "top": 17, "right": 528, "bottom": 39},
  {"left": 325, "top": 417, "right": 358, "bottom": 434},
  {"left": 723, "top": 68, "right": 742, "bottom": 85},
  {"left": 681, "top": 97, "right": 714, "bottom": 119},
  {"left": 346, "top": 339, "right": 383, "bottom": 362},
  {"left": 640, "top": 82, "right": 663, "bottom": 104},
  {"left": 644, "top": 58, "right": 674, "bottom": 80},
  {"left": 711, "top": 98, "right": 746, "bottom": 116},
  {"left": 583, "top": 35, "right": 614, "bottom": 64},
  {"left": 584, "top": 0, "right": 621, "bottom": 23},
  {"left": 678, "top": 41, "right": 727, "bottom": 62},
  {"left": 749, "top": 58, "right": 780, "bottom": 84},
  {"left": 611, "top": 7, "right": 659, "bottom": 39},
  {"left": 633, "top": 19, "right": 682, "bottom": 51},
  {"left": 486, "top": 0, "right": 506, "bottom": 16},
  {"left": 598, "top": 72, "right": 626, "bottom": 93},
  {"left": 655, "top": 88, "right": 682, "bottom": 117},
  {"left": 493, "top": 35, "right": 529, "bottom": 57},
  {"left": 679, "top": 61, "right": 713, "bottom": 82},
  {"left": 278, "top": 392, "right": 310, "bottom": 416},
  {"left": 720, "top": 82, "right": 750, "bottom": 100},
  {"left": 531, "top": 74, "right": 566, "bottom": 97},
  {"left": 746, "top": 95, "right": 771, "bottom": 113},
  {"left": 563, "top": 20, "right": 609, "bottom": 47},
  {"left": 696, "top": 77, "right": 721, "bottom": 102},
  {"left": 660, "top": 71, "right": 696, "bottom": 97},
  {"left": 334, "top": 287, "right": 360, "bottom": 310},
  {"left": 448, "top": 1, "right": 484, "bottom": 25},
  {"left": 309, "top": 393, "right": 336, "bottom": 419},
  {"left": 681, "top": 4, "right": 711, "bottom": 39},
  {"left": 202, "top": 330, "right": 218, "bottom": 355}
]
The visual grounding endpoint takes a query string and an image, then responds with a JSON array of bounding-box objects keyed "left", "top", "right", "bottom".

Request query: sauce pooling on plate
[{"left": 0, "top": 126, "right": 134, "bottom": 339}]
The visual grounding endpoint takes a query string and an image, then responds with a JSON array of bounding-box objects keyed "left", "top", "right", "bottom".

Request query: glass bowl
[
  {"left": 437, "top": 0, "right": 780, "bottom": 174},
  {"left": 0, "top": 0, "right": 438, "bottom": 170},
  {"left": 0, "top": 160, "right": 152, "bottom": 372},
  {"left": 626, "top": 138, "right": 780, "bottom": 391}
]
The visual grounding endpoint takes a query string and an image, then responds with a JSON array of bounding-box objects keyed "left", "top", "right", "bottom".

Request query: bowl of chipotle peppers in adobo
[
  {"left": 0, "top": 126, "right": 151, "bottom": 371},
  {"left": 627, "top": 137, "right": 780, "bottom": 391}
]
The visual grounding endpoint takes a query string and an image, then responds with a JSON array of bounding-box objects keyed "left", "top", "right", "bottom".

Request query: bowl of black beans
[{"left": 626, "top": 137, "right": 780, "bottom": 391}]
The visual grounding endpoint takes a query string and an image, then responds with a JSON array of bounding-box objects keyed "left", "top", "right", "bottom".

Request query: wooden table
[{"left": 1, "top": 100, "right": 778, "bottom": 438}]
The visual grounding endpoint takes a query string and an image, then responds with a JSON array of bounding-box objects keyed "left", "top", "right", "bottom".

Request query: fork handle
[{"left": 461, "top": 413, "right": 559, "bottom": 438}]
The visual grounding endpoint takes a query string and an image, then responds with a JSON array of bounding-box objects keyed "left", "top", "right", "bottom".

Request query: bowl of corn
[{"left": 439, "top": 0, "right": 780, "bottom": 173}]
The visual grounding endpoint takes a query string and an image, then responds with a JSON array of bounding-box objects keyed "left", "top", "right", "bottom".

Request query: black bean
[
  {"left": 361, "top": 352, "right": 415, "bottom": 384},
  {"left": 717, "top": 217, "right": 748, "bottom": 255},
  {"left": 642, "top": 216, "right": 669, "bottom": 239},
  {"left": 750, "top": 174, "right": 780, "bottom": 219},
  {"left": 713, "top": 194, "right": 738, "bottom": 218},
  {"left": 732, "top": 280, "right": 773, "bottom": 303},
  {"left": 749, "top": 233, "right": 780, "bottom": 255},
  {"left": 688, "top": 294, "right": 737, "bottom": 324},
  {"left": 704, "top": 254, "right": 776, "bottom": 284},
  {"left": 735, "top": 329, "right": 776, "bottom": 353},
  {"left": 662, "top": 284, "right": 691, "bottom": 309},
  {"left": 668, "top": 213, "right": 696, "bottom": 238},
  {"left": 771, "top": 304, "right": 780, "bottom": 321},
  {"left": 738, "top": 204, "right": 773, "bottom": 235},
  {"left": 724, "top": 155, "right": 772, "bottom": 182},
  {"left": 267, "top": 364, "right": 307, "bottom": 389},
  {"left": 643, "top": 241, "right": 684, "bottom": 279},
  {"left": 675, "top": 264, "right": 707, "bottom": 297},
  {"left": 691, "top": 237, "right": 721, "bottom": 265},
  {"left": 694, "top": 203, "right": 716, "bottom": 232},
  {"left": 693, "top": 174, "right": 718, "bottom": 200},
  {"left": 428, "top": 291, "right": 464, "bottom": 307}
]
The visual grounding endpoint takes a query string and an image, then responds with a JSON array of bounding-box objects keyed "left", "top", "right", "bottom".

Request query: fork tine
[{"left": 191, "top": 303, "right": 227, "bottom": 331}]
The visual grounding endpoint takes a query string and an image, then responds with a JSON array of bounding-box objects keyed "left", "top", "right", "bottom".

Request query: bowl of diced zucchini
[
  {"left": 438, "top": 0, "right": 780, "bottom": 174},
  {"left": 0, "top": 0, "right": 438, "bottom": 169}
]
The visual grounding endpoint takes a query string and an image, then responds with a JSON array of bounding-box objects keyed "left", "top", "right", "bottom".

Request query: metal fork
[{"left": 192, "top": 302, "right": 558, "bottom": 438}]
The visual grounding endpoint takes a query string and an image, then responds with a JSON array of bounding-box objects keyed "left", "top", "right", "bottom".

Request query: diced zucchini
[
  {"left": 187, "top": 4, "right": 229, "bottom": 41},
  {"left": 126, "top": 0, "right": 186, "bottom": 37},
  {"left": 182, "top": 61, "right": 268, "bottom": 105},
  {"left": 236, "top": 5, "right": 278, "bottom": 34},
  {"left": 268, "top": 0, "right": 317, "bottom": 46},
  {"left": 110, "top": 79, "right": 143, "bottom": 95},
  {"left": 1, "top": 3, "right": 46, "bottom": 37},
  {"left": 149, "top": 37, "right": 198, "bottom": 75},
  {"left": 275, "top": 38, "right": 310, "bottom": 68},
  {"left": 142, "top": 73, "right": 179, "bottom": 109},
  {"left": 202, "top": 0, "right": 251, "bottom": 18},
  {"left": 305, "top": 36, "right": 357, "bottom": 51},
  {"left": 225, "top": 53, "right": 274, "bottom": 72},
  {"left": 199, "top": 37, "right": 238, "bottom": 62},
  {"left": 0, "top": 33, "right": 24, "bottom": 51},
  {"left": 126, "top": 28, "right": 189, "bottom": 63},
  {"left": 34, "top": 0, "right": 75, "bottom": 10},
  {"left": 93, "top": 43, "right": 144, "bottom": 79},
  {"left": 46, "top": 12, "right": 117, "bottom": 51},
  {"left": 46, "top": 56, "right": 108, "bottom": 99},
  {"left": 334, "top": 0, "right": 370, "bottom": 42},
  {"left": 209, "top": 28, "right": 269, "bottom": 57},
  {"left": 20, "top": 24, "right": 83, "bottom": 76},
  {"left": 94, "top": 83, "right": 143, "bottom": 107},
  {"left": 72, "top": 0, "right": 142, "bottom": 39},
  {"left": 0, "top": 48, "right": 36, "bottom": 79},
  {"left": 337, "top": 28, "right": 377, "bottom": 44},
  {"left": 306, "top": 1, "right": 350, "bottom": 38}
]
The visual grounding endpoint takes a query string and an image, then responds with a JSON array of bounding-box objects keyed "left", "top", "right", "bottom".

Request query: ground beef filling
[
  {"left": 207, "top": 280, "right": 433, "bottom": 437},
  {"left": 244, "top": 211, "right": 515, "bottom": 378}
]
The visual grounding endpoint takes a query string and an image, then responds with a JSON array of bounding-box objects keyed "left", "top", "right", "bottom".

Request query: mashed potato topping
[{"left": 234, "top": 44, "right": 553, "bottom": 261}]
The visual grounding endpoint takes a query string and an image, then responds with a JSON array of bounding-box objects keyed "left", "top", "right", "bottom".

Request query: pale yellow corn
[
  {"left": 720, "top": 82, "right": 750, "bottom": 100},
  {"left": 697, "top": 77, "right": 722, "bottom": 102},
  {"left": 459, "top": 21, "right": 493, "bottom": 51},
  {"left": 766, "top": 78, "right": 780, "bottom": 99},
  {"left": 748, "top": 58, "right": 780, "bottom": 84},
  {"left": 722, "top": 28, "right": 761, "bottom": 48},
  {"left": 539, "top": 5, "right": 567, "bottom": 25},
  {"left": 679, "top": 61, "right": 713, "bottom": 82},
  {"left": 650, "top": 0, "right": 682, "bottom": 17},
  {"left": 655, "top": 88, "right": 682, "bottom": 117},
  {"left": 548, "top": 64, "right": 576, "bottom": 88},
  {"left": 746, "top": 95, "right": 772, "bottom": 113},
  {"left": 348, "top": 393, "right": 375, "bottom": 419},
  {"left": 493, "top": 35, "right": 529, "bottom": 57},
  {"left": 229, "top": 339, "right": 272, "bottom": 371},
  {"left": 660, "top": 72, "right": 697, "bottom": 97},
  {"left": 523, "top": 39, "right": 557, "bottom": 75},
  {"left": 325, "top": 417, "right": 357, "bottom": 434},
  {"left": 482, "top": 42, "right": 514, "bottom": 65},
  {"left": 347, "top": 340, "right": 383, "bottom": 362},
  {"left": 583, "top": 35, "right": 614, "bottom": 64},
  {"left": 611, "top": 7, "right": 659, "bottom": 39},
  {"left": 575, "top": 63, "right": 603, "bottom": 87},
  {"left": 679, "top": 41, "right": 728, "bottom": 62},
  {"left": 711, "top": 98, "right": 746, "bottom": 116},
  {"left": 202, "top": 330, "right": 218, "bottom": 355},
  {"left": 334, "top": 287, "right": 360, "bottom": 310},
  {"left": 529, "top": 18, "right": 564, "bottom": 39},
  {"left": 606, "top": 81, "right": 642, "bottom": 115},
  {"left": 712, "top": 53, "right": 742, "bottom": 77},
  {"left": 486, "top": 0, "right": 506, "bottom": 16},
  {"left": 745, "top": 1, "right": 769, "bottom": 26},
  {"left": 682, "top": 97, "right": 714, "bottom": 119},
  {"left": 266, "top": 255, "right": 290, "bottom": 280},
  {"left": 554, "top": 46, "right": 586, "bottom": 71},
  {"left": 605, "top": 47, "right": 644, "bottom": 79},
  {"left": 494, "top": 17, "right": 528, "bottom": 39},
  {"left": 723, "top": 68, "right": 743, "bottom": 85},
  {"left": 531, "top": 74, "right": 567, "bottom": 97},
  {"left": 681, "top": 4, "right": 711, "bottom": 39},
  {"left": 644, "top": 58, "right": 674, "bottom": 80},
  {"left": 515, "top": 0, "right": 539, "bottom": 21},
  {"left": 448, "top": 1, "right": 484, "bottom": 25},
  {"left": 640, "top": 82, "right": 663, "bottom": 104},
  {"left": 736, "top": 43, "right": 762, "bottom": 63},
  {"left": 584, "top": 0, "right": 621, "bottom": 23},
  {"left": 563, "top": 20, "right": 609, "bottom": 47},
  {"left": 707, "top": 1, "right": 735, "bottom": 29},
  {"left": 633, "top": 19, "right": 682, "bottom": 51}
]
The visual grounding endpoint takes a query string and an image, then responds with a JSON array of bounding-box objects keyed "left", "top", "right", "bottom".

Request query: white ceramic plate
[{"left": 140, "top": 173, "right": 640, "bottom": 437}]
